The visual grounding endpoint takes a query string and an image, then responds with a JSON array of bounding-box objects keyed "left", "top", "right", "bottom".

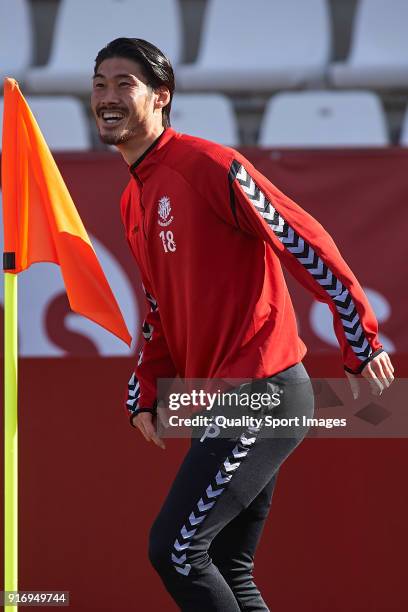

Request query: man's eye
[
  {"left": 119, "top": 81, "right": 131, "bottom": 87},
  {"left": 94, "top": 82, "right": 105, "bottom": 89}
]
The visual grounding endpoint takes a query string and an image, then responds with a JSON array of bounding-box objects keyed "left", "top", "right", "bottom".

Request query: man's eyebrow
[
  {"left": 114, "top": 73, "right": 138, "bottom": 80},
  {"left": 92, "top": 73, "right": 137, "bottom": 80}
]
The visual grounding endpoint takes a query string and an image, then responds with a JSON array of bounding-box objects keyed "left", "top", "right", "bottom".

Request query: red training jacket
[{"left": 120, "top": 127, "right": 383, "bottom": 420}]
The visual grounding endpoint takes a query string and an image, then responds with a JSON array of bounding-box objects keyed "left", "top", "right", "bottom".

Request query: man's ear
[{"left": 154, "top": 85, "right": 170, "bottom": 110}]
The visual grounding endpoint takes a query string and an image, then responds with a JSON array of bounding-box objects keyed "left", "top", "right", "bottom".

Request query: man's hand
[
  {"left": 345, "top": 351, "right": 395, "bottom": 399},
  {"left": 131, "top": 411, "right": 166, "bottom": 449}
]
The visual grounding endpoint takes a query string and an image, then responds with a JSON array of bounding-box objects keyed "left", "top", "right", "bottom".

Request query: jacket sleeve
[
  {"left": 126, "top": 281, "right": 178, "bottom": 420},
  {"left": 217, "top": 156, "right": 383, "bottom": 374}
]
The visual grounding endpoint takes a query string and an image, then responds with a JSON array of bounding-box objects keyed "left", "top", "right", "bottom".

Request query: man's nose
[{"left": 100, "top": 85, "right": 121, "bottom": 105}]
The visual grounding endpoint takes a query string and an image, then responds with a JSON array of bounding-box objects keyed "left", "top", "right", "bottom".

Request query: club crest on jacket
[{"left": 158, "top": 196, "right": 174, "bottom": 226}]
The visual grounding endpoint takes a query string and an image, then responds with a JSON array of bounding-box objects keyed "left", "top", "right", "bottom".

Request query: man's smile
[{"left": 97, "top": 108, "right": 127, "bottom": 127}]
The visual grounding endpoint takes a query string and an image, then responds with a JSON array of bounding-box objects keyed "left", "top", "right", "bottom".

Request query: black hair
[{"left": 94, "top": 37, "right": 175, "bottom": 128}]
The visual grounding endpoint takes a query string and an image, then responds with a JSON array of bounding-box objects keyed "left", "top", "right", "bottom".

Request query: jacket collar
[{"left": 129, "top": 127, "right": 176, "bottom": 183}]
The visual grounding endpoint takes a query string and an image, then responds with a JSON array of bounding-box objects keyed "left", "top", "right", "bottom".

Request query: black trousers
[{"left": 148, "top": 362, "right": 315, "bottom": 611}]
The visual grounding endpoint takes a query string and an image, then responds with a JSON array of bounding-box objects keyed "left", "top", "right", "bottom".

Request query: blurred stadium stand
[
  {"left": 0, "top": 0, "right": 32, "bottom": 82},
  {"left": 1, "top": 0, "right": 407, "bottom": 147},
  {"left": 171, "top": 93, "right": 239, "bottom": 145},
  {"left": 0, "top": 95, "right": 91, "bottom": 150},
  {"left": 176, "top": 0, "right": 331, "bottom": 91},
  {"left": 258, "top": 91, "right": 389, "bottom": 147},
  {"left": 25, "top": 0, "right": 182, "bottom": 93},
  {"left": 330, "top": 0, "right": 408, "bottom": 88},
  {"left": 399, "top": 105, "right": 408, "bottom": 145}
]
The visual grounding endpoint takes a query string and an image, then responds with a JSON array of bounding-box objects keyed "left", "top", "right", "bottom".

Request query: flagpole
[{"left": 4, "top": 270, "right": 18, "bottom": 611}]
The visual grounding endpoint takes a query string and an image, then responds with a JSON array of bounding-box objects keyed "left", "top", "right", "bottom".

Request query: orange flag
[{"left": 1, "top": 78, "right": 132, "bottom": 346}]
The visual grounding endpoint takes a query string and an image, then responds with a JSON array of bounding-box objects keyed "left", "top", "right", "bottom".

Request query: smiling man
[
  {"left": 91, "top": 38, "right": 395, "bottom": 612},
  {"left": 92, "top": 45, "right": 171, "bottom": 161}
]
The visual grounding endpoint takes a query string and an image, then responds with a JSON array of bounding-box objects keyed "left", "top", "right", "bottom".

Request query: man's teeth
[{"left": 101, "top": 112, "right": 124, "bottom": 123}]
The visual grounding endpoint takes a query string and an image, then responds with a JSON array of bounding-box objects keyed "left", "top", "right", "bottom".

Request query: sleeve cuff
[
  {"left": 344, "top": 348, "right": 385, "bottom": 375},
  {"left": 129, "top": 401, "right": 158, "bottom": 428}
]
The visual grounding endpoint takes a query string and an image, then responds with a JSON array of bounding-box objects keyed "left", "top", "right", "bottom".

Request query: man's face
[{"left": 91, "top": 56, "right": 155, "bottom": 146}]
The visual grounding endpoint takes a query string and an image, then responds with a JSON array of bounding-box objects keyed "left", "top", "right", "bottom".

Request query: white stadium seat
[
  {"left": 171, "top": 94, "right": 239, "bottom": 145},
  {"left": 177, "top": 0, "right": 331, "bottom": 92},
  {"left": 330, "top": 0, "right": 408, "bottom": 88},
  {"left": 0, "top": 0, "right": 32, "bottom": 83},
  {"left": 258, "top": 91, "right": 389, "bottom": 147},
  {"left": 0, "top": 96, "right": 91, "bottom": 150},
  {"left": 25, "top": 0, "right": 181, "bottom": 94}
]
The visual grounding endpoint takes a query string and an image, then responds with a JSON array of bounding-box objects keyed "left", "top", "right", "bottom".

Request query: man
[{"left": 91, "top": 38, "right": 395, "bottom": 611}]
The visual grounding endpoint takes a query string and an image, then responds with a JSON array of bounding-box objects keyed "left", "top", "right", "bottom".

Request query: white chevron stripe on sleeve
[{"left": 233, "top": 161, "right": 373, "bottom": 363}]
